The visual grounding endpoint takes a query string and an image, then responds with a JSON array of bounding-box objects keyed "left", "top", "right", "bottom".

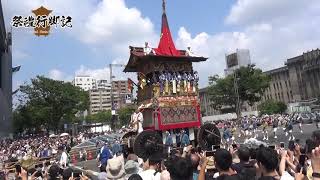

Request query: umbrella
[
  {"left": 49, "top": 134, "right": 58, "bottom": 138},
  {"left": 60, "top": 133, "right": 70, "bottom": 137}
]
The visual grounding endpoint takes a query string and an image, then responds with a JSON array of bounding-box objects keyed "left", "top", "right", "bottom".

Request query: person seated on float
[
  {"left": 186, "top": 46, "right": 196, "bottom": 56},
  {"left": 143, "top": 42, "right": 155, "bottom": 55}
]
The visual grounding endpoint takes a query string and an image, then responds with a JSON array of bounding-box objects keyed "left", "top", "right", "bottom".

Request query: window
[{"left": 87, "top": 78, "right": 89, "bottom": 81}]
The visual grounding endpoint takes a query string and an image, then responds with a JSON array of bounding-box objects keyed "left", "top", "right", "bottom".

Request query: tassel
[{"left": 172, "top": 80, "right": 177, "bottom": 94}]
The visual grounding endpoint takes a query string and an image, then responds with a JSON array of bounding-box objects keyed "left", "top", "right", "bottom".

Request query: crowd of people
[
  {"left": 219, "top": 114, "right": 320, "bottom": 145},
  {"left": 1, "top": 114, "right": 320, "bottom": 180},
  {"left": 0, "top": 131, "right": 120, "bottom": 179},
  {"left": 94, "top": 129, "right": 320, "bottom": 180}
]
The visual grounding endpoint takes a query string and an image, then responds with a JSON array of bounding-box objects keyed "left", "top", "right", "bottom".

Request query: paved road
[{"left": 225, "top": 123, "right": 320, "bottom": 146}]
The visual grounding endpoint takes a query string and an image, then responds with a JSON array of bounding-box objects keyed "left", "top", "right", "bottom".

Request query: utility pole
[
  {"left": 234, "top": 70, "right": 241, "bottom": 121},
  {"left": 109, "top": 63, "right": 125, "bottom": 131}
]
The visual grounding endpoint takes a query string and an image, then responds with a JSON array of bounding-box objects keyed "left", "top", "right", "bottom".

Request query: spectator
[
  {"left": 48, "top": 164, "right": 61, "bottom": 180},
  {"left": 232, "top": 146, "right": 256, "bottom": 179},
  {"left": 311, "top": 145, "right": 320, "bottom": 180},
  {"left": 62, "top": 168, "right": 73, "bottom": 180},
  {"left": 256, "top": 147, "right": 280, "bottom": 180},
  {"left": 106, "top": 156, "right": 125, "bottom": 180},
  {"left": 128, "top": 174, "right": 143, "bottom": 180},
  {"left": 125, "top": 160, "right": 140, "bottom": 179},
  {"left": 214, "top": 149, "right": 237, "bottom": 179},
  {"left": 139, "top": 153, "right": 162, "bottom": 180},
  {"left": 190, "top": 153, "right": 200, "bottom": 180},
  {"left": 166, "top": 156, "right": 193, "bottom": 180}
]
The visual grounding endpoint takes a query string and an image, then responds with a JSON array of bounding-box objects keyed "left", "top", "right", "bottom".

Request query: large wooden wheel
[
  {"left": 197, "top": 123, "right": 221, "bottom": 151},
  {"left": 133, "top": 130, "right": 163, "bottom": 160}
]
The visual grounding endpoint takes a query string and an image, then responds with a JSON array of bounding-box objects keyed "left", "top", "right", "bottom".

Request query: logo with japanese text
[{"left": 11, "top": 6, "right": 72, "bottom": 36}]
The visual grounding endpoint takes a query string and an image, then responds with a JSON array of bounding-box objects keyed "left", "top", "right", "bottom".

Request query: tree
[
  {"left": 86, "top": 110, "right": 112, "bottom": 124},
  {"left": 118, "top": 106, "right": 136, "bottom": 128},
  {"left": 208, "top": 65, "right": 270, "bottom": 115},
  {"left": 14, "top": 76, "right": 89, "bottom": 133},
  {"left": 258, "top": 100, "right": 287, "bottom": 115}
]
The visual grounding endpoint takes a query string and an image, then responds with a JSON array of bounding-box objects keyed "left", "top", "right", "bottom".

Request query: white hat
[{"left": 106, "top": 157, "right": 125, "bottom": 179}]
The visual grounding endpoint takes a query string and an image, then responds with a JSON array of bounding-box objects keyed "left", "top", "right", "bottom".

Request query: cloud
[
  {"left": 74, "top": 64, "right": 135, "bottom": 84},
  {"left": 177, "top": 15, "right": 320, "bottom": 88},
  {"left": 225, "top": 0, "right": 319, "bottom": 25},
  {"left": 48, "top": 69, "right": 73, "bottom": 81},
  {"left": 78, "top": 0, "right": 158, "bottom": 55},
  {"left": 75, "top": 65, "right": 110, "bottom": 81}
]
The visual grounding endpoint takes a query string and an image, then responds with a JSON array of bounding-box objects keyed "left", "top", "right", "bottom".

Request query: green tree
[
  {"left": 208, "top": 65, "right": 270, "bottom": 116},
  {"left": 86, "top": 110, "right": 112, "bottom": 124},
  {"left": 118, "top": 106, "right": 136, "bottom": 128},
  {"left": 258, "top": 100, "right": 287, "bottom": 115},
  {"left": 14, "top": 76, "right": 89, "bottom": 133}
]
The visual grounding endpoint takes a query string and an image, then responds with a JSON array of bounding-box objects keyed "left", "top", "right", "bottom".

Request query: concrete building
[
  {"left": 96, "top": 80, "right": 109, "bottom": 89},
  {"left": 73, "top": 76, "right": 96, "bottom": 91},
  {"left": 89, "top": 88, "right": 112, "bottom": 114},
  {"left": 89, "top": 80, "right": 132, "bottom": 114},
  {"left": 112, "top": 80, "right": 128, "bottom": 95},
  {"left": 262, "top": 49, "right": 320, "bottom": 104},
  {"left": 262, "top": 66, "right": 293, "bottom": 104},
  {"left": 224, "top": 49, "right": 251, "bottom": 76},
  {"left": 200, "top": 49, "right": 320, "bottom": 119},
  {"left": 0, "top": 0, "right": 13, "bottom": 137},
  {"left": 199, "top": 87, "right": 218, "bottom": 116},
  {"left": 286, "top": 49, "right": 320, "bottom": 101}
]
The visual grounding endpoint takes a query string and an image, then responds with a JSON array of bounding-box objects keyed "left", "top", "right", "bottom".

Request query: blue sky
[{"left": 3, "top": 0, "right": 320, "bottom": 91}]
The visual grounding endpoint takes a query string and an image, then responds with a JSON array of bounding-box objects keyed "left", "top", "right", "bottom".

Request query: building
[
  {"left": 224, "top": 49, "right": 251, "bottom": 76},
  {"left": 96, "top": 79, "right": 109, "bottom": 89},
  {"left": 112, "top": 80, "right": 128, "bottom": 95},
  {"left": 286, "top": 49, "right": 320, "bottom": 101},
  {"left": 199, "top": 87, "right": 218, "bottom": 116},
  {"left": 0, "top": 0, "right": 13, "bottom": 137},
  {"left": 89, "top": 80, "right": 132, "bottom": 114},
  {"left": 262, "top": 66, "right": 292, "bottom": 104},
  {"left": 89, "top": 88, "right": 112, "bottom": 114},
  {"left": 73, "top": 76, "right": 96, "bottom": 91},
  {"left": 262, "top": 49, "right": 320, "bottom": 104},
  {"left": 200, "top": 49, "right": 320, "bottom": 118}
]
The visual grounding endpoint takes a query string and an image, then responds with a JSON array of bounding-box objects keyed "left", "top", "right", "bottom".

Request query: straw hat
[{"left": 106, "top": 157, "right": 125, "bottom": 179}]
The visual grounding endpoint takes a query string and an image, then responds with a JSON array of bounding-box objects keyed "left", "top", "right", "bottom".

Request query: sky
[{"left": 2, "top": 0, "right": 320, "bottom": 91}]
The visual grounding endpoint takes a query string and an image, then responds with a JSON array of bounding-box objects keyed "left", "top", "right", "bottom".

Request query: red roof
[{"left": 154, "top": 12, "right": 180, "bottom": 56}]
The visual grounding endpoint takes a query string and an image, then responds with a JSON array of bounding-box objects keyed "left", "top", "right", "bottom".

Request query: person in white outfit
[{"left": 131, "top": 105, "right": 144, "bottom": 133}]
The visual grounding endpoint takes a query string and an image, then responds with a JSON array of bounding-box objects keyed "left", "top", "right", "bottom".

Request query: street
[{"left": 229, "top": 123, "right": 319, "bottom": 146}]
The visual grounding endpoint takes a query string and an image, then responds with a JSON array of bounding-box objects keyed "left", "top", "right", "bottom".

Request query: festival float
[{"left": 123, "top": 0, "right": 221, "bottom": 152}]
